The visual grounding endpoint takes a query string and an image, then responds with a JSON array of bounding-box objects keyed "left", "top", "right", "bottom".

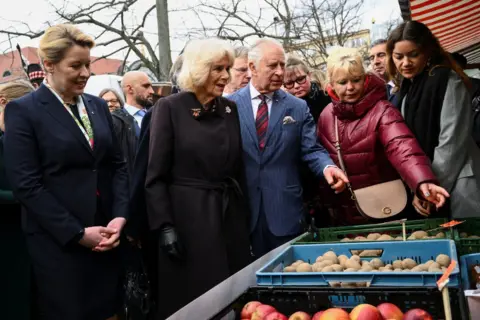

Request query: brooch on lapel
[
  {"left": 225, "top": 106, "right": 231, "bottom": 114},
  {"left": 191, "top": 108, "right": 202, "bottom": 119},
  {"left": 283, "top": 116, "right": 296, "bottom": 125}
]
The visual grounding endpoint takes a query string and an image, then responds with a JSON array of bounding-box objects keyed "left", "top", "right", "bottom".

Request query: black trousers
[{"left": 251, "top": 200, "right": 299, "bottom": 258}]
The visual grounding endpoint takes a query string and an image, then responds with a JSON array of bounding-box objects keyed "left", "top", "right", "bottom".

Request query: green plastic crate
[
  {"left": 453, "top": 218, "right": 480, "bottom": 255},
  {"left": 294, "top": 218, "right": 452, "bottom": 245}
]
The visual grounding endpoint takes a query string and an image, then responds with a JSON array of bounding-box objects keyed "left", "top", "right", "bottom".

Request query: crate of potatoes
[
  {"left": 256, "top": 240, "right": 460, "bottom": 287},
  {"left": 295, "top": 218, "right": 452, "bottom": 244}
]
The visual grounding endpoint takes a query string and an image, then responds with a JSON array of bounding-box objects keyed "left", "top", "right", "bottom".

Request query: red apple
[
  {"left": 318, "top": 308, "right": 350, "bottom": 320},
  {"left": 241, "top": 301, "right": 262, "bottom": 319},
  {"left": 377, "top": 303, "right": 403, "bottom": 320},
  {"left": 402, "top": 308, "right": 433, "bottom": 320},
  {"left": 350, "top": 304, "right": 382, "bottom": 320},
  {"left": 312, "top": 311, "right": 324, "bottom": 320},
  {"left": 265, "top": 311, "right": 289, "bottom": 320},
  {"left": 252, "top": 304, "right": 276, "bottom": 320},
  {"left": 289, "top": 311, "right": 311, "bottom": 320}
]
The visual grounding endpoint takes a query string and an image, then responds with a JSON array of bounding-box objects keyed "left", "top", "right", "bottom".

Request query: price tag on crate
[
  {"left": 437, "top": 260, "right": 457, "bottom": 291},
  {"left": 440, "top": 220, "right": 465, "bottom": 228}
]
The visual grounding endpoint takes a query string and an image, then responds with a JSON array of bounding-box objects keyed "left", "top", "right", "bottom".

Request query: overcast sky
[{"left": 0, "top": 0, "right": 401, "bottom": 62}]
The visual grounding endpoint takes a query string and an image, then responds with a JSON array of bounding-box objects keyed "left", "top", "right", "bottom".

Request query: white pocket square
[{"left": 283, "top": 116, "right": 296, "bottom": 124}]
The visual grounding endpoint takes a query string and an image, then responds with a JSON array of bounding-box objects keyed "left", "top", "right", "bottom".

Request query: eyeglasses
[
  {"left": 104, "top": 99, "right": 120, "bottom": 105},
  {"left": 232, "top": 67, "right": 249, "bottom": 74},
  {"left": 283, "top": 75, "right": 307, "bottom": 89}
]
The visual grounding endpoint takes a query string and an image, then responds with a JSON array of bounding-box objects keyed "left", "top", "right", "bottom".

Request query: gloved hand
[{"left": 159, "top": 225, "right": 185, "bottom": 262}]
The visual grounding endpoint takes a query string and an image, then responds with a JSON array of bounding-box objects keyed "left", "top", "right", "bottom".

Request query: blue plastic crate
[
  {"left": 460, "top": 253, "right": 480, "bottom": 290},
  {"left": 256, "top": 240, "right": 460, "bottom": 287}
]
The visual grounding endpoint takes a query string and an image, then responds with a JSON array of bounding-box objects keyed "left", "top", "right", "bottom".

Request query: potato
[
  {"left": 392, "top": 260, "right": 403, "bottom": 269},
  {"left": 411, "top": 266, "right": 424, "bottom": 272},
  {"left": 424, "top": 260, "right": 435, "bottom": 268},
  {"left": 340, "top": 282, "right": 356, "bottom": 288},
  {"left": 407, "top": 234, "right": 417, "bottom": 240},
  {"left": 351, "top": 250, "right": 362, "bottom": 255},
  {"left": 394, "top": 268, "right": 403, "bottom": 272},
  {"left": 338, "top": 254, "right": 349, "bottom": 261},
  {"left": 469, "top": 235, "right": 480, "bottom": 239},
  {"left": 435, "top": 232, "right": 446, "bottom": 238},
  {"left": 329, "top": 281, "right": 341, "bottom": 287},
  {"left": 379, "top": 267, "right": 393, "bottom": 272},
  {"left": 284, "top": 266, "right": 297, "bottom": 272},
  {"left": 332, "top": 264, "right": 344, "bottom": 272},
  {"left": 360, "top": 250, "right": 380, "bottom": 257},
  {"left": 377, "top": 234, "right": 393, "bottom": 241},
  {"left": 385, "top": 264, "right": 393, "bottom": 270},
  {"left": 323, "top": 256, "right": 339, "bottom": 264},
  {"left": 323, "top": 251, "right": 337, "bottom": 259},
  {"left": 402, "top": 269, "right": 411, "bottom": 272},
  {"left": 441, "top": 267, "right": 447, "bottom": 271},
  {"left": 367, "top": 233, "right": 382, "bottom": 240},
  {"left": 354, "top": 236, "right": 367, "bottom": 241},
  {"left": 345, "top": 268, "right": 358, "bottom": 272},
  {"left": 350, "top": 255, "right": 361, "bottom": 262},
  {"left": 361, "top": 260, "right": 370, "bottom": 267},
  {"left": 360, "top": 265, "right": 373, "bottom": 272},
  {"left": 345, "top": 259, "right": 362, "bottom": 270},
  {"left": 436, "top": 254, "right": 451, "bottom": 267},
  {"left": 460, "top": 232, "right": 468, "bottom": 238},
  {"left": 429, "top": 267, "right": 442, "bottom": 272},
  {"left": 428, "top": 262, "right": 442, "bottom": 272},
  {"left": 322, "top": 266, "right": 334, "bottom": 272},
  {"left": 412, "top": 231, "right": 428, "bottom": 239},
  {"left": 370, "top": 258, "right": 384, "bottom": 269},
  {"left": 417, "top": 264, "right": 428, "bottom": 272},
  {"left": 291, "top": 260, "right": 304, "bottom": 267},
  {"left": 321, "top": 260, "right": 334, "bottom": 267},
  {"left": 316, "top": 256, "right": 324, "bottom": 263},
  {"left": 402, "top": 258, "right": 417, "bottom": 269},
  {"left": 338, "top": 255, "right": 349, "bottom": 268},
  {"left": 356, "top": 282, "right": 367, "bottom": 287},
  {"left": 340, "top": 237, "right": 352, "bottom": 242},
  {"left": 296, "top": 263, "right": 313, "bottom": 272},
  {"left": 395, "top": 236, "right": 404, "bottom": 241}
]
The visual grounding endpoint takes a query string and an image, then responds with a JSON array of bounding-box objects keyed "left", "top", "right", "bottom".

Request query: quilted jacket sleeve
[{"left": 377, "top": 103, "right": 438, "bottom": 192}]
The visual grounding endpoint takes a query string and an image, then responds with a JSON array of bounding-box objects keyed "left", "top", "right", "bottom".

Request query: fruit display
[
  {"left": 340, "top": 230, "right": 446, "bottom": 243},
  {"left": 459, "top": 232, "right": 480, "bottom": 239},
  {"left": 282, "top": 250, "right": 451, "bottom": 277},
  {"left": 240, "top": 301, "right": 433, "bottom": 320}
]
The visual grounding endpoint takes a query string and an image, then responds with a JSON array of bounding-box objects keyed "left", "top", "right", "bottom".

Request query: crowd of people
[{"left": 0, "top": 19, "right": 479, "bottom": 320}]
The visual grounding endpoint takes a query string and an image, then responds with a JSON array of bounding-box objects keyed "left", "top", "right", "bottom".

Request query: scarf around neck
[{"left": 399, "top": 66, "right": 451, "bottom": 160}]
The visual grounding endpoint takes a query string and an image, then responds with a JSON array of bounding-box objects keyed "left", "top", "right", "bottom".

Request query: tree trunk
[{"left": 156, "top": 0, "right": 172, "bottom": 81}]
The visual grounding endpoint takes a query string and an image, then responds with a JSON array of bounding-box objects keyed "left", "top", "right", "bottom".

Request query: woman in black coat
[
  {"left": 3, "top": 24, "right": 129, "bottom": 320},
  {"left": 0, "top": 80, "right": 35, "bottom": 320},
  {"left": 145, "top": 38, "right": 251, "bottom": 318}
]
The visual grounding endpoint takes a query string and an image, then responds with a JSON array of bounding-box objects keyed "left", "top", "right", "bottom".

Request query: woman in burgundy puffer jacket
[{"left": 317, "top": 48, "right": 449, "bottom": 226}]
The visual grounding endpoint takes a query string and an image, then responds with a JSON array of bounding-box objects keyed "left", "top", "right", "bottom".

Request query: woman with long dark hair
[{"left": 387, "top": 21, "right": 480, "bottom": 218}]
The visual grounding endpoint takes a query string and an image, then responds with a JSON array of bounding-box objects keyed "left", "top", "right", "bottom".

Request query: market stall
[{"left": 167, "top": 218, "right": 480, "bottom": 320}]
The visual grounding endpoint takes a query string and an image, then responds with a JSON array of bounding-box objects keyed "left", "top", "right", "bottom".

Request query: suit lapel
[
  {"left": 37, "top": 85, "right": 94, "bottom": 156},
  {"left": 237, "top": 87, "right": 259, "bottom": 150},
  {"left": 82, "top": 95, "right": 99, "bottom": 156},
  {"left": 265, "top": 90, "right": 287, "bottom": 143}
]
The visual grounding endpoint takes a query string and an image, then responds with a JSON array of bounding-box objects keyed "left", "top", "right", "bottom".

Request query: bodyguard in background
[{"left": 3, "top": 24, "right": 129, "bottom": 320}]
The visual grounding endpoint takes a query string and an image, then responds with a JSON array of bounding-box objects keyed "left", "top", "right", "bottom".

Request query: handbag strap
[{"left": 334, "top": 117, "right": 356, "bottom": 201}]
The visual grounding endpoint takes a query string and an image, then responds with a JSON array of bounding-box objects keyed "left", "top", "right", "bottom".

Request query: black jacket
[
  {"left": 303, "top": 82, "right": 331, "bottom": 123},
  {"left": 112, "top": 107, "right": 138, "bottom": 181}
]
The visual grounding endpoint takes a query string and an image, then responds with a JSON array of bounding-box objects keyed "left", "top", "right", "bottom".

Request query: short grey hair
[
  {"left": 233, "top": 46, "right": 249, "bottom": 59},
  {"left": 177, "top": 38, "right": 234, "bottom": 92},
  {"left": 248, "top": 38, "right": 285, "bottom": 66},
  {"left": 371, "top": 39, "right": 387, "bottom": 48}
]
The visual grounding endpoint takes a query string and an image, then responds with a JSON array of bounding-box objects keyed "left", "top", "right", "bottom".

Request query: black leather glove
[{"left": 159, "top": 225, "right": 185, "bottom": 262}]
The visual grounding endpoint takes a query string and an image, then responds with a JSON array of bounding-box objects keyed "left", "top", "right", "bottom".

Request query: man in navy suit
[
  {"left": 369, "top": 39, "right": 398, "bottom": 106},
  {"left": 228, "top": 39, "right": 348, "bottom": 257}
]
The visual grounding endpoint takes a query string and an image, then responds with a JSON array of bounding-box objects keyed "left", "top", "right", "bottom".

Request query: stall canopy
[{"left": 398, "top": 0, "right": 480, "bottom": 64}]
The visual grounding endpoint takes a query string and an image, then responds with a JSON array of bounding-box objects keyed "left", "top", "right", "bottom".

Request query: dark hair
[
  {"left": 98, "top": 88, "right": 124, "bottom": 107},
  {"left": 451, "top": 52, "right": 467, "bottom": 69},
  {"left": 370, "top": 39, "right": 387, "bottom": 48},
  {"left": 386, "top": 21, "right": 470, "bottom": 88}
]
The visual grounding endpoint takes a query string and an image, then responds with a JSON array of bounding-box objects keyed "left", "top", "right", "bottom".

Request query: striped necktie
[{"left": 255, "top": 94, "right": 269, "bottom": 150}]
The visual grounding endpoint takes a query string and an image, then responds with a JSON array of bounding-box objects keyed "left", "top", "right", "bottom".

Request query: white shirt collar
[
  {"left": 387, "top": 80, "right": 395, "bottom": 88},
  {"left": 124, "top": 104, "right": 144, "bottom": 116},
  {"left": 249, "top": 82, "right": 274, "bottom": 100}
]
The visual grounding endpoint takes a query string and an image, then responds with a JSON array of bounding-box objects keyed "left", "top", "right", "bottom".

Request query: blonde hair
[
  {"left": 177, "top": 38, "right": 234, "bottom": 92},
  {"left": 325, "top": 48, "right": 365, "bottom": 90},
  {"left": 38, "top": 24, "right": 95, "bottom": 64},
  {"left": 0, "top": 80, "right": 35, "bottom": 103}
]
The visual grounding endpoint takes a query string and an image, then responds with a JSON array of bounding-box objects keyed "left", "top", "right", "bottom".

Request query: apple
[
  {"left": 289, "top": 311, "right": 311, "bottom": 320},
  {"left": 377, "top": 303, "right": 403, "bottom": 320},
  {"left": 252, "top": 304, "right": 276, "bottom": 320},
  {"left": 318, "top": 308, "right": 350, "bottom": 320},
  {"left": 265, "top": 311, "right": 289, "bottom": 320},
  {"left": 241, "top": 301, "right": 262, "bottom": 319},
  {"left": 350, "top": 304, "right": 382, "bottom": 320},
  {"left": 312, "top": 311, "right": 324, "bottom": 320},
  {"left": 402, "top": 308, "right": 433, "bottom": 320}
]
